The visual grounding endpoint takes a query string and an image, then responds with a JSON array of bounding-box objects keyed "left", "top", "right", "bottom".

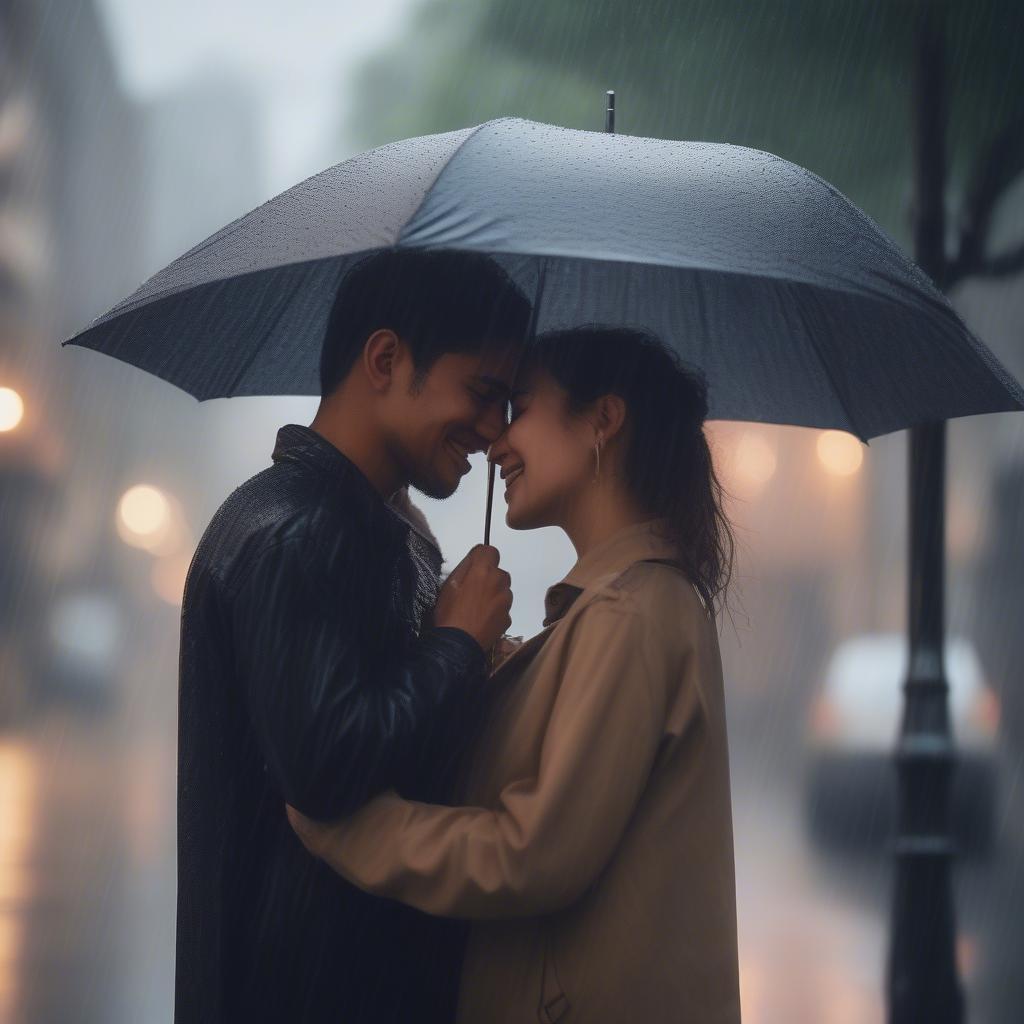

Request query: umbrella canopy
[{"left": 63, "top": 117, "right": 1023, "bottom": 440}]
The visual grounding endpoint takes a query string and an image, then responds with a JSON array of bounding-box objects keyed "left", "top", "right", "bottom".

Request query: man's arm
[
  {"left": 229, "top": 527, "right": 487, "bottom": 820},
  {"left": 287, "top": 593, "right": 706, "bottom": 918}
]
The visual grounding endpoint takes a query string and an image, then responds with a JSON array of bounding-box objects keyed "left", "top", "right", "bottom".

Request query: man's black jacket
[{"left": 175, "top": 423, "right": 489, "bottom": 1024}]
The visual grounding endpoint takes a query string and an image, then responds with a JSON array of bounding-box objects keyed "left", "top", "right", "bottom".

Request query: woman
[{"left": 287, "top": 326, "right": 741, "bottom": 1024}]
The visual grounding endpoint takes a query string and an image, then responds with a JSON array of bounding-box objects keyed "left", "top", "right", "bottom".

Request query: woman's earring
[{"left": 592, "top": 434, "right": 603, "bottom": 482}]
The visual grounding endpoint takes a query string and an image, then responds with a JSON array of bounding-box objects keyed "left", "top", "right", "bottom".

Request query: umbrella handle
[
  {"left": 484, "top": 458, "right": 496, "bottom": 545},
  {"left": 483, "top": 458, "right": 497, "bottom": 670}
]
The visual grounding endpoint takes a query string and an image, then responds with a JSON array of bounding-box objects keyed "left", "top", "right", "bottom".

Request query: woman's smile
[{"left": 502, "top": 464, "right": 524, "bottom": 500}]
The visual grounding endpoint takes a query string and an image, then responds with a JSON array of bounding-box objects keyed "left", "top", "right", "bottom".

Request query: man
[{"left": 175, "top": 248, "right": 531, "bottom": 1023}]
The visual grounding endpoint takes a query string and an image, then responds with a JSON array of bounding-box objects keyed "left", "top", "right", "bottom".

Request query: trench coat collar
[{"left": 542, "top": 517, "right": 680, "bottom": 626}]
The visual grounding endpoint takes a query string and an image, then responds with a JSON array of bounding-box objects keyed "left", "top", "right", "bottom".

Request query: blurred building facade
[
  {"left": 0, "top": 7, "right": 269, "bottom": 1020},
  {"left": 0, "top": 0, "right": 145, "bottom": 720},
  {"left": 1, "top": 2, "right": 271, "bottom": 725}
]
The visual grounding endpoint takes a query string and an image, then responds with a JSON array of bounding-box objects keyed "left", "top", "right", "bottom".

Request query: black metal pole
[
  {"left": 886, "top": 5, "right": 964, "bottom": 1022},
  {"left": 605, "top": 90, "right": 615, "bottom": 133}
]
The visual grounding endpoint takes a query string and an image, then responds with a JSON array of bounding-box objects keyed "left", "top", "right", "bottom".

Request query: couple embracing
[{"left": 175, "top": 248, "right": 742, "bottom": 1023}]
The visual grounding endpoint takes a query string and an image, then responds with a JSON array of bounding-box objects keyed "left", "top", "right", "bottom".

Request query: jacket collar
[
  {"left": 271, "top": 423, "right": 444, "bottom": 558},
  {"left": 272, "top": 423, "right": 373, "bottom": 487},
  {"left": 542, "top": 517, "right": 681, "bottom": 626}
]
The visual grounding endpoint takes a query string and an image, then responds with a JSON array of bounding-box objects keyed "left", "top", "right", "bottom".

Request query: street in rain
[{"left": 1, "top": 2, "right": 1023, "bottom": 1023}]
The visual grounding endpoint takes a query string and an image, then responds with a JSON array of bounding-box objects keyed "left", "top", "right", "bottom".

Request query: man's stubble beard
[
  {"left": 397, "top": 440, "right": 458, "bottom": 501},
  {"left": 401, "top": 374, "right": 458, "bottom": 500},
  {"left": 409, "top": 468, "right": 458, "bottom": 501}
]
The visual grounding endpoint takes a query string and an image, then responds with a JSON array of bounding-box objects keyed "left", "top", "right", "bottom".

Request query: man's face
[{"left": 385, "top": 344, "right": 520, "bottom": 500}]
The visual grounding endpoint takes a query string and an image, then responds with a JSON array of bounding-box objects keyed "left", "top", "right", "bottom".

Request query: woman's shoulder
[
  {"left": 607, "top": 558, "right": 703, "bottom": 601},
  {"left": 584, "top": 559, "right": 710, "bottom": 629}
]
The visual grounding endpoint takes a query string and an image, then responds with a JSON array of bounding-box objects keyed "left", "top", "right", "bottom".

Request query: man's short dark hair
[{"left": 319, "top": 248, "right": 532, "bottom": 397}]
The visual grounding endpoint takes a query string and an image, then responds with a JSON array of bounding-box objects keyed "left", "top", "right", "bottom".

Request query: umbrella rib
[
  {"left": 396, "top": 121, "right": 496, "bottom": 248},
  {"left": 788, "top": 284, "right": 868, "bottom": 443},
  {"left": 526, "top": 258, "right": 547, "bottom": 340}
]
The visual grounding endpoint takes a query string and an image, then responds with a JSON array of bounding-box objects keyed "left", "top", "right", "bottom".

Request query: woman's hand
[{"left": 492, "top": 633, "right": 524, "bottom": 665}]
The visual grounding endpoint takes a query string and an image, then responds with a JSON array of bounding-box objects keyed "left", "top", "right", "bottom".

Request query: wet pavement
[{"left": 1, "top": 694, "right": 1022, "bottom": 1022}]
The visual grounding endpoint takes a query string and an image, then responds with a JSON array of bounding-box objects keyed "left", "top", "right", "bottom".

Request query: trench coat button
[{"left": 540, "top": 993, "right": 569, "bottom": 1023}]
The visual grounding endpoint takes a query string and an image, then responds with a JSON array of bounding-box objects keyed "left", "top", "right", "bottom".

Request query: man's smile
[{"left": 445, "top": 438, "right": 472, "bottom": 474}]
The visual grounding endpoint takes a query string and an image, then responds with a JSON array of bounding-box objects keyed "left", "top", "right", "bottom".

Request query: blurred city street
[
  {"left": 3, "top": 683, "right": 1023, "bottom": 1023},
  {"left": 0, "top": 613, "right": 180, "bottom": 1024},
  {"left": 1, "top": 1, "right": 1022, "bottom": 1022}
]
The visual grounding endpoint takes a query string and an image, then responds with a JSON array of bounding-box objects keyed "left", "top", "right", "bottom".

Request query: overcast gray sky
[{"left": 96, "top": 0, "right": 418, "bottom": 192}]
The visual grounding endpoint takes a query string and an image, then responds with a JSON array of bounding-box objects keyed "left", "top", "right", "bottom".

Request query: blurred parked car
[
  {"left": 42, "top": 576, "right": 127, "bottom": 711},
  {"left": 802, "top": 632, "right": 1000, "bottom": 859}
]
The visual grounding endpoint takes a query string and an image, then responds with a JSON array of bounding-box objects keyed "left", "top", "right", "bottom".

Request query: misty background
[{"left": 1, "top": 1, "right": 1022, "bottom": 1021}]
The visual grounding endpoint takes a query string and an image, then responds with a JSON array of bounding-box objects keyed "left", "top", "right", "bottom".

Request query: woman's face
[{"left": 489, "top": 368, "right": 596, "bottom": 530}]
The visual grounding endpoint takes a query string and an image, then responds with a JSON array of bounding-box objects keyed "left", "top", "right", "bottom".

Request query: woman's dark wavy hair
[{"left": 522, "top": 326, "right": 735, "bottom": 618}]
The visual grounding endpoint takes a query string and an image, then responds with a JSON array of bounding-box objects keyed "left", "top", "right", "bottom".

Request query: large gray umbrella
[{"left": 63, "top": 116, "right": 1024, "bottom": 437}]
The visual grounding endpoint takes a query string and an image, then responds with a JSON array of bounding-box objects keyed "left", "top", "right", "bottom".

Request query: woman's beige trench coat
[{"left": 291, "top": 518, "right": 742, "bottom": 1024}]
